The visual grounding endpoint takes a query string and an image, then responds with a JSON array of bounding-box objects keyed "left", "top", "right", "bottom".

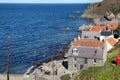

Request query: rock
[
  {"left": 78, "top": 25, "right": 91, "bottom": 32},
  {"left": 68, "top": 15, "right": 75, "bottom": 18},
  {"left": 62, "top": 27, "right": 71, "bottom": 31},
  {"left": 74, "top": 11, "right": 80, "bottom": 14}
]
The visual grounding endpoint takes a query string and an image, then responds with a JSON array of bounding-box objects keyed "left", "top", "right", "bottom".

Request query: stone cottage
[
  {"left": 105, "top": 37, "right": 117, "bottom": 52},
  {"left": 81, "top": 30, "right": 113, "bottom": 42},
  {"left": 81, "top": 31, "right": 100, "bottom": 40},
  {"left": 68, "top": 39, "right": 106, "bottom": 72}
]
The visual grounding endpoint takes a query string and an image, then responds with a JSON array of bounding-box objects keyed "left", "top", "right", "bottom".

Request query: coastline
[
  {"left": 25, "top": 44, "right": 70, "bottom": 75},
  {"left": 26, "top": 1, "right": 120, "bottom": 80},
  {"left": 0, "top": 3, "right": 90, "bottom": 74},
  {"left": 0, "top": 3, "right": 93, "bottom": 80}
]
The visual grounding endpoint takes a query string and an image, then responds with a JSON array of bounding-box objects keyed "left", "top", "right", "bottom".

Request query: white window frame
[{"left": 72, "top": 48, "right": 79, "bottom": 55}]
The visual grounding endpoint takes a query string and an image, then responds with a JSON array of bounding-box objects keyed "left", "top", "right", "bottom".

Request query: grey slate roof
[
  {"left": 69, "top": 46, "right": 103, "bottom": 59},
  {"left": 81, "top": 31, "right": 101, "bottom": 40},
  {"left": 101, "top": 31, "right": 112, "bottom": 36}
]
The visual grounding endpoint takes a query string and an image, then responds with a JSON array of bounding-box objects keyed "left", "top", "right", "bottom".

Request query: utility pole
[
  {"left": 118, "top": 22, "right": 120, "bottom": 38},
  {"left": 7, "top": 36, "right": 10, "bottom": 80}
]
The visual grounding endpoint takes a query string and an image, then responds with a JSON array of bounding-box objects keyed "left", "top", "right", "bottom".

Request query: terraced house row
[{"left": 67, "top": 22, "right": 119, "bottom": 73}]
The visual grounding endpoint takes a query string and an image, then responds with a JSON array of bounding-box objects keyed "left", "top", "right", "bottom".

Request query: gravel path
[{"left": 0, "top": 74, "right": 35, "bottom": 80}]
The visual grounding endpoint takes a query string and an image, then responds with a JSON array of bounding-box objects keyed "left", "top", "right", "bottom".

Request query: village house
[
  {"left": 81, "top": 30, "right": 113, "bottom": 41},
  {"left": 104, "top": 12, "right": 116, "bottom": 21},
  {"left": 81, "top": 31, "right": 100, "bottom": 40},
  {"left": 107, "top": 23, "right": 118, "bottom": 30},
  {"left": 67, "top": 18, "right": 119, "bottom": 73},
  {"left": 68, "top": 39, "right": 107, "bottom": 72},
  {"left": 105, "top": 37, "right": 118, "bottom": 52},
  {"left": 89, "top": 26, "right": 107, "bottom": 32},
  {"left": 88, "top": 22, "right": 118, "bottom": 32}
]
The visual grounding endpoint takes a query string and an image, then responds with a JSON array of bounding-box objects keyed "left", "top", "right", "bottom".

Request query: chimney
[
  {"left": 78, "top": 36, "right": 80, "bottom": 40},
  {"left": 74, "top": 37, "right": 77, "bottom": 42},
  {"left": 70, "top": 41, "right": 73, "bottom": 45}
]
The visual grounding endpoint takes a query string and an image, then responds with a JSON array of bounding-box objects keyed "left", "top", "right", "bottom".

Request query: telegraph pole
[{"left": 7, "top": 36, "right": 10, "bottom": 80}]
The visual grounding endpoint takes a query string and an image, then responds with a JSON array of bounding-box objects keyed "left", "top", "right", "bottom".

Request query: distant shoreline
[{"left": 0, "top": 3, "right": 90, "bottom": 4}]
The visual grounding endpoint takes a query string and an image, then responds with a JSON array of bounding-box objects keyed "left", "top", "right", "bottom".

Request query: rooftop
[
  {"left": 89, "top": 26, "right": 107, "bottom": 32},
  {"left": 107, "top": 37, "right": 117, "bottom": 47},
  {"left": 108, "top": 23, "right": 118, "bottom": 30},
  {"left": 81, "top": 31, "right": 100, "bottom": 40},
  {"left": 73, "top": 39, "right": 104, "bottom": 48},
  {"left": 101, "top": 31, "right": 112, "bottom": 36},
  {"left": 69, "top": 46, "right": 103, "bottom": 59}
]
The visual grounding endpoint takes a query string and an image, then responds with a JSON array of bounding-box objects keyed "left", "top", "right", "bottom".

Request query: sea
[{"left": 0, "top": 3, "right": 91, "bottom": 74}]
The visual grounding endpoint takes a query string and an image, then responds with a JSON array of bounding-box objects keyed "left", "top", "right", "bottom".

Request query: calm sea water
[{"left": 0, "top": 3, "right": 91, "bottom": 74}]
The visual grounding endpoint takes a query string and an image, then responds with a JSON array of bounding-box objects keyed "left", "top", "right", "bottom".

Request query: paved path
[
  {"left": 29, "top": 59, "right": 70, "bottom": 80},
  {"left": 0, "top": 74, "right": 35, "bottom": 80}
]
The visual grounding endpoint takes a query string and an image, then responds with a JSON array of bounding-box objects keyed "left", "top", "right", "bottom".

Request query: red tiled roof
[
  {"left": 73, "top": 39, "right": 104, "bottom": 48},
  {"left": 89, "top": 26, "right": 107, "bottom": 32},
  {"left": 108, "top": 23, "right": 118, "bottom": 30},
  {"left": 107, "top": 37, "right": 117, "bottom": 47}
]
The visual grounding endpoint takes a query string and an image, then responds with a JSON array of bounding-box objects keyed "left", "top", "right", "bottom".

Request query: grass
[
  {"left": 60, "top": 74, "right": 70, "bottom": 80},
  {"left": 61, "top": 41, "right": 120, "bottom": 80},
  {"left": 112, "top": 8, "right": 120, "bottom": 15}
]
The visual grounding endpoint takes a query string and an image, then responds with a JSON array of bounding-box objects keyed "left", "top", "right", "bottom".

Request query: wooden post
[
  {"left": 119, "top": 23, "right": 120, "bottom": 37},
  {"left": 7, "top": 36, "right": 10, "bottom": 80}
]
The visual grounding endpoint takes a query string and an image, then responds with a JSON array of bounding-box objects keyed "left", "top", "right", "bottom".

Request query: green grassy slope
[
  {"left": 94, "top": 0, "right": 120, "bottom": 15},
  {"left": 81, "top": 0, "right": 120, "bottom": 18}
]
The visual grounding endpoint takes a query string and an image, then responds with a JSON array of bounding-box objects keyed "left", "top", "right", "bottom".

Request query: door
[{"left": 80, "top": 65, "right": 84, "bottom": 70}]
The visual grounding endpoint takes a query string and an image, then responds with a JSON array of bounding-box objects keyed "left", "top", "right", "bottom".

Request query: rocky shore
[{"left": 24, "top": 44, "right": 70, "bottom": 74}]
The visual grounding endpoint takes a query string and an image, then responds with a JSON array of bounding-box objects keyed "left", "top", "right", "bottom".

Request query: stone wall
[{"left": 68, "top": 57, "right": 104, "bottom": 72}]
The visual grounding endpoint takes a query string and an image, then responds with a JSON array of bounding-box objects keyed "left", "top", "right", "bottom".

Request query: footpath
[{"left": 0, "top": 74, "right": 35, "bottom": 80}]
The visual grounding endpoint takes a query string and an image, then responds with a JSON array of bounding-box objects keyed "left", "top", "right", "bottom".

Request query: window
[
  {"left": 74, "top": 57, "right": 77, "bottom": 61},
  {"left": 85, "top": 58, "right": 88, "bottom": 64},
  {"left": 84, "top": 36, "right": 89, "bottom": 38},
  {"left": 102, "top": 39, "right": 104, "bottom": 42},
  {"left": 80, "top": 65, "right": 84, "bottom": 69},
  {"left": 72, "top": 48, "right": 79, "bottom": 55},
  {"left": 74, "top": 64, "right": 76, "bottom": 68},
  {"left": 94, "top": 59, "right": 97, "bottom": 63},
  {"left": 95, "top": 50, "right": 97, "bottom": 53}
]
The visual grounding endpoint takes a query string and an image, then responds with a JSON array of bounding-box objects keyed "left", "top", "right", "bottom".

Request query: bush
[{"left": 60, "top": 74, "right": 70, "bottom": 80}]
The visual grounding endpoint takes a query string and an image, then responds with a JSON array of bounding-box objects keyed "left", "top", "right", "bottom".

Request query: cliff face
[{"left": 81, "top": 0, "right": 120, "bottom": 18}]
